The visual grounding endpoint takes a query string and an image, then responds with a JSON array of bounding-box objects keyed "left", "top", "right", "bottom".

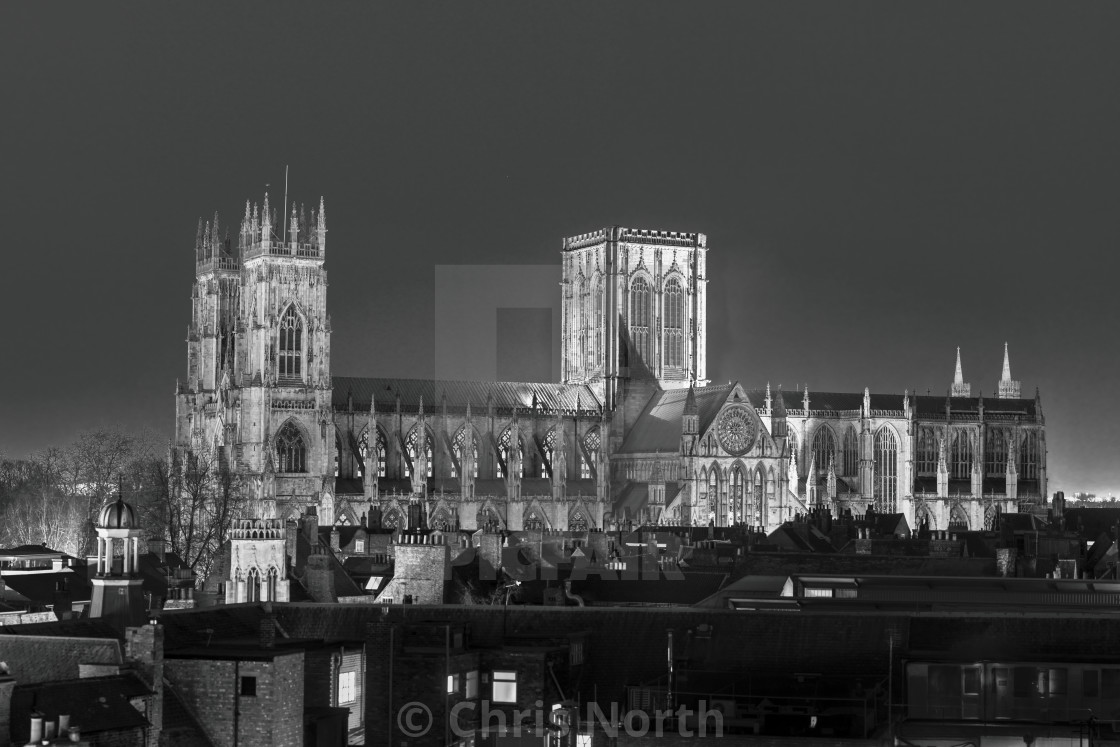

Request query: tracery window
[
  {"left": 578, "top": 277, "right": 590, "bottom": 370},
  {"left": 452, "top": 426, "right": 479, "bottom": 478},
  {"left": 950, "top": 431, "right": 973, "bottom": 479},
  {"left": 524, "top": 510, "right": 545, "bottom": 531},
  {"left": 497, "top": 425, "right": 524, "bottom": 479},
  {"left": 949, "top": 504, "right": 969, "bottom": 530},
  {"left": 405, "top": 426, "right": 433, "bottom": 478},
  {"left": 542, "top": 428, "right": 557, "bottom": 478},
  {"left": 630, "top": 277, "right": 652, "bottom": 365},
  {"left": 593, "top": 281, "right": 604, "bottom": 367},
  {"left": 276, "top": 422, "right": 306, "bottom": 473},
  {"left": 1020, "top": 431, "right": 1040, "bottom": 480},
  {"left": 569, "top": 510, "right": 588, "bottom": 531},
  {"left": 752, "top": 468, "right": 764, "bottom": 527},
  {"left": 730, "top": 466, "right": 745, "bottom": 525},
  {"left": 843, "top": 425, "right": 859, "bottom": 476},
  {"left": 916, "top": 428, "right": 937, "bottom": 475},
  {"left": 581, "top": 426, "right": 600, "bottom": 479},
  {"left": 811, "top": 426, "right": 836, "bottom": 480},
  {"left": 873, "top": 427, "right": 898, "bottom": 512},
  {"left": 707, "top": 468, "right": 720, "bottom": 525},
  {"left": 278, "top": 305, "right": 302, "bottom": 378},
  {"left": 664, "top": 277, "right": 684, "bottom": 369},
  {"left": 358, "top": 425, "right": 389, "bottom": 479},
  {"left": 985, "top": 428, "right": 1007, "bottom": 475}
]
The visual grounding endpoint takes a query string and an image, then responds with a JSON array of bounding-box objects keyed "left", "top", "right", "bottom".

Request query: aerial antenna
[{"left": 282, "top": 165, "right": 289, "bottom": 244}]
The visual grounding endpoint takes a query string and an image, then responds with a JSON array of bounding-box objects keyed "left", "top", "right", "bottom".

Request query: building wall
[{"left": 164, "top": 652, "right": 304, "bottom": 747}]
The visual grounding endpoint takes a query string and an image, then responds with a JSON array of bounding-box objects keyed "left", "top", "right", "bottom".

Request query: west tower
[{"left": 176, "top": 193, "right": 334, "bottom": 518}]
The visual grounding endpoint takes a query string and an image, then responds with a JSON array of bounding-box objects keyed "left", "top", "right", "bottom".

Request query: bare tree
[{"left": 136, "top": 444, "right": 247, "bottom": 584}]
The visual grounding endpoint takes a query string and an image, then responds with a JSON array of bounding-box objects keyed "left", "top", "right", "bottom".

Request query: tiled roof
[
  {"left": 332, "top": 377, "right": 601, "bottom": 414},
  {"left": 11, "top": 675, "right": 150, "bottom": 742},
  {"left": 0, "top": 634, "right": 122, "bottom": 684},
  {"left": 618, "top": 383, "right": 733, "bottom": 453}
]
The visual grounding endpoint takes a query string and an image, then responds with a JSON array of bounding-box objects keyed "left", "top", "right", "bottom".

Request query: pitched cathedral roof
[{"left": 331, "top": 376, "right": 601, "bottom": 414}]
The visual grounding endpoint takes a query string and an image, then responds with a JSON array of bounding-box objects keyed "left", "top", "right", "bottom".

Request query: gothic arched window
[
  {"left": 498, "top": 425, "right": 524, "bottom": 479},
  {"left": 949, "top": 504, "right": 969, "bottom": 530},
  {"left": 1020, "top": 431, "right": 1039, "bottom": 480},
  {"left": 581, "top": 426, "right": 600, "bottom": 479},
  {"left": 278, "top": 305, "right": 303, "bottom": 379},
  {"left": 525, "top": 510, "right": 545, "bottom": 531},
  {"left": 730, "top": 466, "right": 745, "bottom": 525},
  {"left": 753, "top": 468, "right": 765, "bottom": 527},
  {"left": 452, "top": 426, "right": 479, "bottom": 479},
  {"left": 707, "top": 467, "right": 720, "bottom": 523},
  {"left": 843, "top": 425, "right": 859, "bottom": 476},
  {"left": 276, "top": 422, "right": 306, "bottom": 473},
  {"left": 630, "top": 277, "right": 652, "bottom": 365},
  {"left": 950, "top": 431, "right": 972, "bottom": 480},
  {"left": 542, "top": 428, "right": 557, "bottom": 479},
  {"left": 405, "top": 426, "right": 433, "bottom": 478},
  {"left": 985, "top": 428, "right": 1007, "bottom": 475},
  {"left": 569, "top": 510, "right": 588, "bottom": 531},
  {"left": 874, "top": 427, "right": 898, "bottom": 512},
  {"left": 578, "top": 277, "right": 590, "bottom": 370},
  {"left": 664, "top": 277, "right": 684, "bottom": 369},
  {"left": 811, "top": 426, "right": 836, "bottom": 480},
  {"left": 593, "top": 280, "right": 604, "bottom": 367},
  {"left": 916, "top": 428, "right": 936, "bottom": 475}
]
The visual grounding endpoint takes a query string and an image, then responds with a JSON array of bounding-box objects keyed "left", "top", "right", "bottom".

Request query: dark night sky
[{"left": 2, "top": 3, "right": 1118, "bottom": 495}]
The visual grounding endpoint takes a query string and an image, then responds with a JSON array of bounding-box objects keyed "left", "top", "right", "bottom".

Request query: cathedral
[{"left": 176, "top": 192, "right": 1047, "bottom": 540}]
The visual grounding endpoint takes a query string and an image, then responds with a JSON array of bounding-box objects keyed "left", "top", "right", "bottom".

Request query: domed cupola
[{"left": 98, "top": 493, "right": 137, "bottom": 529}]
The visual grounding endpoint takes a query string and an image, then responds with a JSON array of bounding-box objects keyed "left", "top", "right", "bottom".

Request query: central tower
[{"left": 560, "top": 226, "right": 707, "bottom": 410}]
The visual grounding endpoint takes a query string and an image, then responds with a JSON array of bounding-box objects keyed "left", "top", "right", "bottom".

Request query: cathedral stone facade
[{"left": 175, "top": 192, "right": 1047, "bottom": 540}]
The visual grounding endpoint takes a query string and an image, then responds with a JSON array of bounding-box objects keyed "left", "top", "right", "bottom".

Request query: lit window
[
  {"left": 576, "top": 736, "right": 592, "bottom": 747},
  {"left": 447, "top": 673, "right": 459, "bottom": 694},
  {"left": 492, "top": 670, "right": 517, "bottom": 703},
  {"left": 465, "top": 670, "right": 479, "bottom": 698},
  {"left": 355, "top": 540, "right": 365, "bottom": 553},
  {"left": 339, "top": 671, "right": 356, "bottom": 704}
]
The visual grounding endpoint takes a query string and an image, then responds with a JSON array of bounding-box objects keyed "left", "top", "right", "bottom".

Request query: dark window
[
  {"left": 1013, "top": 667, "right": 1037, "bottom": 698},
  {"left": 962, "top": 668, "right": 980, "bottom": 695},
  {"left": 1101, "top": 669, "right": 1120, "bottom": 699},
  {"left": 241, "top": 676, "right": 257, "bottom": 697},
  {"left": 1084, "top": 670, "right": 1100, "bottom": 698},
  {"left": 928, "top": 665, "right": 962, "bottom": 697}
]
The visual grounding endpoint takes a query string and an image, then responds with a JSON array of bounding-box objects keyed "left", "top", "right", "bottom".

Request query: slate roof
[
  {"left": 1, "top": 570, "right": 91, "bottom": 606},
  {"left": 11, "top": 674, "right": 150, "bottom": 742},
  {"left": 618, "top": 383, "right": 733, "bottom": 453},
  {"left": 332, "top": 377, "right": 601, "bottom": 414},
  {"left": 1066, "top": 507, "right": 1120, "bottom": 540},
  {"left": 0, "top": 634, "right": 122, "bottom": 684}
]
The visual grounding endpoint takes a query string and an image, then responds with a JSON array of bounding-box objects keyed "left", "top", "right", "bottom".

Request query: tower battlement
[
  {"left": 237, "top": 193, "right": 326, "bottom": 261},
  {"left": 563, "top": 226, "right": 706, "bottom": 251}
]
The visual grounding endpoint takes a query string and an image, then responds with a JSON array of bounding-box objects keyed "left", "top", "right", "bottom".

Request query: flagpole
[{"left": 282, "top": 165, "right": 289, "bottom": 244}]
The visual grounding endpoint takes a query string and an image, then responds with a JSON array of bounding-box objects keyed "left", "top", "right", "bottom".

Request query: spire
[
  {"left": 684, "top": 382, "right": 698, "bottom": 416},
  {"left": 773, "top": 385, "right": 787, "bottom": 418},
  {"left": 802, "top": 385, "right": 810, "bottom": 415},
  {"left": 465, "top": 399, "right": 473, "bottom": 422},
  {"left": 951, "top": 347, "right": 971, "bottom": 397},
  {"left": 764, "top": 382, "right": 772, "bottom": 413},
  {"left": 289, "top": 201, "right": 298, "bottom": 244},
  {"left": 997, "top": 342, "right": 1021, "bottom": 399}
]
